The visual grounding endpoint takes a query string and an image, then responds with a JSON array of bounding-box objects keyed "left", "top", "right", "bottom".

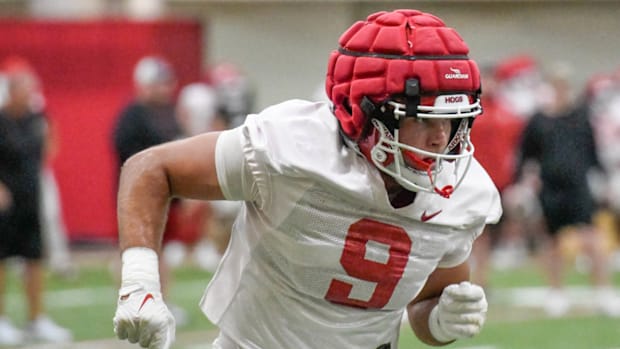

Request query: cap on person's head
[
  {"left": 0, "top": 55, "right": 44, "bottom": 111},
  {"left": 0, "top": 55, "right": 40, "bottom": 88},
  {"left": 1, "top": 55, "right": 37, "bottom": 76},
  {"left": 133, "top": 56, "right": 175, "bottom": 86},
  {"left": 494, "top": 54, "right": 537, "bottom": 83},
  {"left": 585, "top": 73, "right": 616, "bottom": 101}
]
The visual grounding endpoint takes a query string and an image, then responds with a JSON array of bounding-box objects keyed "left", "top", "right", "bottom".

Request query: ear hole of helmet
[
  {"left": 449, "top": 118, "right": 461, "bottom": 137},
  {"left": 359, "top": 96, "right": 399, "bottom": 138},
  {"left": 342, "top": 97, "right": 352, "bottom": 116},
  {"left": 446, "top": 118, "right": 472, "bottom": 156}
]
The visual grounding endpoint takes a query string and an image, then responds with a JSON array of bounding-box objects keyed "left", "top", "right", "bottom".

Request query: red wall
[{"left": 0, "top": 19, "right": 203, "bottom": 242}]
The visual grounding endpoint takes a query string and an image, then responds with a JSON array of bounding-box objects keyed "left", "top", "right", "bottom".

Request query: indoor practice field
[
  {"left": 3, "top": 244, "right": 620, "bottom": 349},
  {"left": 3, "top": 3, "right": 620, "bottom": 349}
]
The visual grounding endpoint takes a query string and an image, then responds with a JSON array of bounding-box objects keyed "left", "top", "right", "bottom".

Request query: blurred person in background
[
  {"left": 113, "top": 55, "right": 181, "bottom": 167},
  {"left": 488, "top": 54, "right": 549, "bottom": 270},
  {"left": 586, "top": 71, "right": 620, "bottom": 270},
  {"left": 164, "top": 82, "right": 218, "bottom": 270},
  {"left": 0, "top": 56, "right": 72, "bottom": 345},
  {"left": 517, "top": 62, "right": 620, "bottom": 317},
  {"left": 0, "top": 61, "right": 74, "bottom": 280},
  {"left": 187, "top": 63, "right": 255, "bottom": 271},
  {"left": 38, "top": 86, "right": 75, "bottom": 280},
  {"left": 495, "top": 54, "right": 547, "bottom": 122},
  {"left": 173, "top": 81, "right": 240, "bottom": 272},
  {"left": 113, "top": 9, "right": 500, "bottom": 349},
  {"left": 207, "top": 62, "right": 255, "bottom": 129},
  {"left": 111, "top": 55, "right": 188, "bottom": 327},
  {"left": 469, "top": 62, "right": 527, "bottom": 289}
]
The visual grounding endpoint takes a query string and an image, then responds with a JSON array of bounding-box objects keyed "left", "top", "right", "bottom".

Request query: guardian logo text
[{"left": 444, "top": 67, "right": 469, "bottom": 80}]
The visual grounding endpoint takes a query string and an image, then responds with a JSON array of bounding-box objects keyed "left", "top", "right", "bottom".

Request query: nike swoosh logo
[
  {"left": 138, "top": 293, "right": 154, "bottom": 312},
  {"left": 421, "top": 210, "right": 442, "bottom": 222}
]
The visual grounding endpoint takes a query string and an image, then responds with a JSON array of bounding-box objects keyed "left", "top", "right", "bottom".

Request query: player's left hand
[
  {"left": 113, "top": 284, "right": 175, "bottom": 349},
  {"left": 428, "top": 281, "right": 488, "bottom": 343}
]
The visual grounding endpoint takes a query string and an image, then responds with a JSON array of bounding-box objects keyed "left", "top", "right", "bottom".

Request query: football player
[{"left": 113, "top": 9, "right": 501, "bottom": 349}]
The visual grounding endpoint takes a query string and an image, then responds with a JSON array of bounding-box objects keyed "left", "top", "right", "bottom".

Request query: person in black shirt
[
  {"left": 518, "top": 63, "right": 620, "bottom": 317},
  {"left": 0, "top": 57, "right": 72, "bottom": 345},
  {"left": 113, "top": 56, "right": 181, "bottom": 166}
]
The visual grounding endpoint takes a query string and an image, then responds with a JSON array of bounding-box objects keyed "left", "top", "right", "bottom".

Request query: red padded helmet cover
[{"left": 326, "top": 9, "right": 480, "bottom": 140}]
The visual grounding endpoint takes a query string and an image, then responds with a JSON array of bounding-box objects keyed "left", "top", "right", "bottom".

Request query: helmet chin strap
[
  {"left": 401, "top": 150, "right": 454, "bottom": 198},
  {"left": 429, "top": 168, "right": 454, "bottom": 198}
]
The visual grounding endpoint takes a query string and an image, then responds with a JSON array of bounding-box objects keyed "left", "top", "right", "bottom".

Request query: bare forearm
[
  {"left": 408, "top": 297, "right": 448, "bottom": 346},
  {"left": 117, "top": 132, "right": 225, "bottom": 252},
  {"left": 117, "top": 149, "right": 171, "bottom": 252},
  {"left": 407, "top": 262, "right": 470, "bottom": 346}
]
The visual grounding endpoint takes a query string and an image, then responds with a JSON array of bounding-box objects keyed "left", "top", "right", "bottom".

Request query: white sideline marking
[
  {"left": 491, "top": 286, "right": 615, "bottom": 308},
  {"left": 7, "top": 283, "right": 620, "bottom": 348},
  {"left": 6, "top": 280, "right": 208, "bottom": 309},
  {"left": 6, "top": 283, "right": 616, "bottom": 312},
  {"left": 17, "top": 330, "right": 218, "bottom": 349}
]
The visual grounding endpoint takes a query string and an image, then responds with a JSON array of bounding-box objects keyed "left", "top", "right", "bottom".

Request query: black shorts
[
  {"left": 0, "top": 206, "right": 43, "bottom": 260},
  {"left": 540, "top": 188, "right": 595, "bottom": 235}
]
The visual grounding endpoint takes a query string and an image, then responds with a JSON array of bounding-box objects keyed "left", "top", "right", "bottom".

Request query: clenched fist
[
  {"left": 428, "top": 281, "right": 488, "bottom": 343},
  {"left": 113, "top": 247, "right": 175, "bottom": 349}
]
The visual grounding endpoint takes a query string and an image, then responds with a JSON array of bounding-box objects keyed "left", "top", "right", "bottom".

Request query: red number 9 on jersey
[{"left": 325, "top": 218, "right": 412, "bottom": 309}]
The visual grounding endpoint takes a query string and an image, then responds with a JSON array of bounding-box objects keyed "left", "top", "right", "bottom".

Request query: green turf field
[{"left": 3, "top": 251, "right": 620, "bottom": 348}]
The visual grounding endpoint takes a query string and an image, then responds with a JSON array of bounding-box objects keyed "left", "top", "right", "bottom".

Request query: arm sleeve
[
  {"left": 214, "top": 127, "right": 253, "bottom": 201},
  {"left": 437, "top": 225, "right": 483, "bottom": 268}
]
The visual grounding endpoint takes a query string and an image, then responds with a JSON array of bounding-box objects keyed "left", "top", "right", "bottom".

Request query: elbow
[
  {"left": 122, "top": 147, "right": 160, "bottom": 172},
  {"left": 119, "top": 147, "right": 172, "bottom": 199}
]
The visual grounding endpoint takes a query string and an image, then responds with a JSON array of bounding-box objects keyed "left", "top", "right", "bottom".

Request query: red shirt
[{"left": 470, "top": 97, "right": 525, "bottom": 192}]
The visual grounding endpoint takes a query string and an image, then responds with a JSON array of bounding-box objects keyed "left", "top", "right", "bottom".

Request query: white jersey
[{"left": 200, "top": 99, "right": 502, "bottom": 349}]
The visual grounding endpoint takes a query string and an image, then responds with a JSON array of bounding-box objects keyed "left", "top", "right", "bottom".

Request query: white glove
[
  {"left": 113, "top": 247, "right": 175, "bottom": 349},
  {"left": 428, "top": 281, "right": 488, "bottom": 343}
]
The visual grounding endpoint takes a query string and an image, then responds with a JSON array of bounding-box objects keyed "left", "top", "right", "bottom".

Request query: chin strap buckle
[{"left": 426, "top": 164, "right": 453, "bottom": 198}]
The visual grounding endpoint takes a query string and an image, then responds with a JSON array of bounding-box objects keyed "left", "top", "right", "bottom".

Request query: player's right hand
[{"left": 113, "top": 284, "right": 175, "bottom": 349}]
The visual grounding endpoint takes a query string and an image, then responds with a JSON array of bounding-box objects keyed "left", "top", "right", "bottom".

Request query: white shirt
[{"left": 200, "top": 99, "right": 501, "bottom": 349}]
